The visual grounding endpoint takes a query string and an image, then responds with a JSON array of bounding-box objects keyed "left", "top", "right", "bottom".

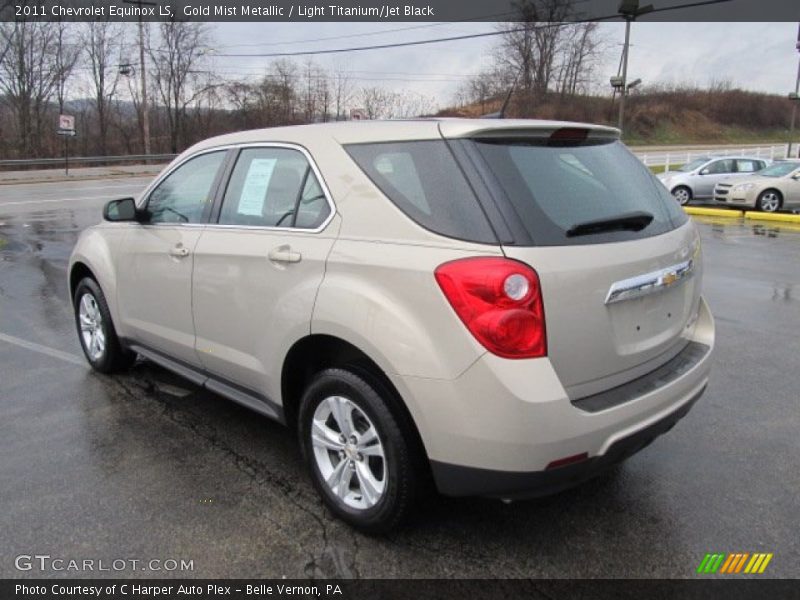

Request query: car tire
[
  {"left": 756, "top": 189, "right": 782, "bottom": 213},
  {"left": 298, "top": 367, "right": 419, "bottom": 533},
  {"left": 671, "top": 186, "right": 692, "bottom": 206},
  {"left": 73, "top": 277, "right": 136, "bottom": 373}
]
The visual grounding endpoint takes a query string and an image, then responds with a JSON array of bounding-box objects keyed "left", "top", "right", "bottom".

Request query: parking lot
[{"left": 1, "top": 177, "right": 798, "bottom": 578}]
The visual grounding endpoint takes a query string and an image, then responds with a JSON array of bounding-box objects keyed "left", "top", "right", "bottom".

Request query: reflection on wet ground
[{"left": 1, "top": 198, "right": 798, "bottom": 578}]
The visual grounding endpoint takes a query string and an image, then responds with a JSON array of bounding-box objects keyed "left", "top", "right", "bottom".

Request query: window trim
[
  {"left": 136, "top": 142, "right": 337, "bottom": 234},
  {"left": 211, "top": 142, "right": 336, "bottom": 234}
]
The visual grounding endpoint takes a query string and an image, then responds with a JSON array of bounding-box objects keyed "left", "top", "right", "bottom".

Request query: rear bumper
[
  {"left": 430, "top": 383, "right": 705, "bottom": 498},
  {"left": 396, "top": 296, "right": 714, "bottom": 497}
]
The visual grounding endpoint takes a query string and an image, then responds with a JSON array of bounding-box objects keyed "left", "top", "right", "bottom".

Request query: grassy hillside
[{"left": 438, "top": 87, "right": 796, "bottom": 146}]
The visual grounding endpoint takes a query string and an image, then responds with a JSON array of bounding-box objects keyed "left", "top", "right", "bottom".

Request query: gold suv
[{"left": 68, "top": 119, "right": 715, "bottom": 532}]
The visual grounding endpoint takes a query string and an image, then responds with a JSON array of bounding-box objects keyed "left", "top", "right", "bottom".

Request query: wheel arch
[
  {"left": 69, "top": 261, "right": 96, "bottom": 304},
  {"left": 281, "top": 333, "right": 430, "bottom": 463}
]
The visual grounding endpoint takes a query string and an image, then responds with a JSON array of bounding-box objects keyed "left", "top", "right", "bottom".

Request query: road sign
[
  {"left": 58, "top": 114, "right": 75, "bottom": 132},
  {"left": 350, "top": 108, "right": 367, "bottom": 121}
]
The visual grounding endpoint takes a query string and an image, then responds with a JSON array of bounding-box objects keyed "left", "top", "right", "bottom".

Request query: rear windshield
[
  {"left": 473, "top": 139, "right": 688, "bottom": 246},
  {"left": 344, "top": 140, "right": 497, "bottom": 243}
]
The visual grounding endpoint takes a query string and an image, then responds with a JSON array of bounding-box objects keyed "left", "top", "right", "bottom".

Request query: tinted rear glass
[
  {"left": 345, "top": 141, "right": 497, "bottom": 244},
  {"left": 473, "top": 139, "right": 688, "bottom": 246}
]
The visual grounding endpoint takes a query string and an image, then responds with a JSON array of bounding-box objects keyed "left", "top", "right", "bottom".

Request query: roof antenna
[{"left": 483, "top": 68, "right": 522, "bottom": 119}]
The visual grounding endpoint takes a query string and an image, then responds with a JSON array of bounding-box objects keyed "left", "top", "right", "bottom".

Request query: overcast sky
[{"left": 198, "top": 21, "right": 799, "bottom": 109}]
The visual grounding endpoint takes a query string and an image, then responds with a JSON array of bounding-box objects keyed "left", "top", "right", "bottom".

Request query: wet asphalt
[{"left": 0, "top": 179, "right": 798, "bottom": 579}]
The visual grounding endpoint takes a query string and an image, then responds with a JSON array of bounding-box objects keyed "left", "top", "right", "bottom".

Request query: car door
[
  {"left": 695, "top": 158, "right": 735, "bottom": 197},
  {"left": 116, "top": 149, "right": 229, "bottom": 366},
  {"left": 785, "top": 168, "right": 800, "bottom": 206},
  {"left": 191, "top": 145, "right": 338, "bottom": 403}
]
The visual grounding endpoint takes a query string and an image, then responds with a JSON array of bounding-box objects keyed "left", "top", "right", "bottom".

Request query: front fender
[{"left": 68, "top": 225, "right": 128, "bottom": 335}]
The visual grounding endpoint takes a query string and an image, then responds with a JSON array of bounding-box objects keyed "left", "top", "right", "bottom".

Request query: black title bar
[{"left": 1, "top": 0, "right": 799, "bottom": 22}]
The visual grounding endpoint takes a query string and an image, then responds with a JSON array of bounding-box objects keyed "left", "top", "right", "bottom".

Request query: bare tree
[
  {"left": 458, "top": 66, "right": 513, "bottom": 113},
  {"left": 392, "top": 91, "right": 436, "bottom": 118},
  {"left": 555, "top": 22, "right": 603, "bottom": 97},
  {"left": 360, "top": 86, "right": 395, "bottom": 120},
  {"left": 83, "top": 22, "right": 124, "bottom": 155},
  {"left": 495, "top": 0, "right": 574, "bottom": 100},
  {"left": 149, "top": 21, "right": 214, "bottom": 152},
  {"left": 331, "top": 65, "right": 353, "bottom": 121},
  {"left": 300, "top": 59, "right": 318, "bottom": 122},
  {"left": 53, "top": 25, "right": 80, "bottom": 114},
  {"left": 0, "top": 22, "right": 61, "bottom": 157}
]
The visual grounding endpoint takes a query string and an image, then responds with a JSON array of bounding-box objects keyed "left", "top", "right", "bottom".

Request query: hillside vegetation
[{"left": 438, "top": 86, "right": 796, "bottom": 146}]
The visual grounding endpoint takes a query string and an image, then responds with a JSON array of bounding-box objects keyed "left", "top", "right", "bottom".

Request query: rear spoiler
[{"left": 437, "top": 120, "right": 620, "bottom": 143}]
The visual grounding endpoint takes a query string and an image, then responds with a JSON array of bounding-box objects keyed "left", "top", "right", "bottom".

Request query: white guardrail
[{"left": 632, "top": 143, "right": 800, "bottom": 169}]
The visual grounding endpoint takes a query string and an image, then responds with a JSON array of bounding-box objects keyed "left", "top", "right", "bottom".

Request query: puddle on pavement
[{"left": 692, "top": 215, "right": 800, "bottom": 239}]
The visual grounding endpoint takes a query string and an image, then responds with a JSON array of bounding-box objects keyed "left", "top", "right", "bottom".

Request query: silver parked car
[
  {"left": 68, "top": 119, "right": 714, "bottom": 532},
  {"left": 657, "top": 156, "right": 768, "bottom": 205}
]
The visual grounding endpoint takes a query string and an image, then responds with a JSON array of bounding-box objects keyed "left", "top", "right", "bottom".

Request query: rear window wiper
[{"left": 566, "top": 211, "right": 654, "bottom": 238}]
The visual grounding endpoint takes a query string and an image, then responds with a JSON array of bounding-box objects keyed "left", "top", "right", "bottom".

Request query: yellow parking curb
[
  {"left": 743, "top": 211, "right": 800, "bottom": 223},
  {"left": 683, "top": 207, "right": 743, "bottom": 218}
]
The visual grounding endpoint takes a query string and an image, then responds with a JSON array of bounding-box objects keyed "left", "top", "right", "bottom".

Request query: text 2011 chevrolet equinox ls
[{"left": 68, "top": 119, "right": 714, "bottom": 532}]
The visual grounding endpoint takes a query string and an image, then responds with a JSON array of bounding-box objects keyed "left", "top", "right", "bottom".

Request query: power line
[
  {"left": 215, "top": 16, "right": 516, "bottom": 49},
  {"left": 214, "top": 0, "right": 733, "bottom": 59},
  {"left": 215, "top": 23, "right": 590, "bottom": 58}
]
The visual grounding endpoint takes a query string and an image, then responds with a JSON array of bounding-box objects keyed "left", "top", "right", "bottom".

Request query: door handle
[
  {"left": 268, "top": 246, "right": 302, "bottom": 264},
  {"left": 169, "top": 244, "right": 190, "bottom": 258}
]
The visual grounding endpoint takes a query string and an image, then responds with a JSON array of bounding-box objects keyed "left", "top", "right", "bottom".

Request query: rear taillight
[{"left": 434, "top": 257, "right": 547, "bottom": 359}]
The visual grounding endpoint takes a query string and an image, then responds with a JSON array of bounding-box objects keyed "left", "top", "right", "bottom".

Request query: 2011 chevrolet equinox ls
[{"left": 68, "top": 119, "right": 714, "bottom": 532}]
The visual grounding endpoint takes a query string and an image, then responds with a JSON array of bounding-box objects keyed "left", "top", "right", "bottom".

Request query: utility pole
[
  {"left": 138, "top": 18, "right": 151, "bottom": 156},
  {"left": 617, "top": 18, "right": 631, "bottom": 131},
  {"left": 615, "top": 0, "right": 653, "bottom": 134},
  {"left": 124, "top": 0, "right": 156, "bottom": 156},
  {"left": 788, "top": 23, "right": 800, "bottom": 158}
]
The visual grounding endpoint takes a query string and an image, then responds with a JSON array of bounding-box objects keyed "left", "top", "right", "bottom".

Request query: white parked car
[
  {"left": 68, "top": 119, "right": 714, "bottom": 531},
  {"left": 657, "top": 156, "right": 768, "bottom": 205}
]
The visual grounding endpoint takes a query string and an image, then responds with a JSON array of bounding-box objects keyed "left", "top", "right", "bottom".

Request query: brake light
[
  {"left": 434, "top": 257, "right": 547, "bottom": 359},
  {"left": 548, "top": 127, "right": 589, "bottom": 146}
]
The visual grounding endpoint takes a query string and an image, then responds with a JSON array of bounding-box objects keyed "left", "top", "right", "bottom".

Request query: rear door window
[
  {"left": 472, "top": 139, "right": 687, "bottom": 246},
  {"left": 345, "top": 141, "right": 496, "bottom": 243},
  {"left": 218, "top": 147, "right": 331, "bottom": 229}
]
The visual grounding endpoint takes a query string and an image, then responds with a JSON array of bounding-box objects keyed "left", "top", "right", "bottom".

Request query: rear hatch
[{"left": 448, "top": 124, "right": 702, "bottom": 397}]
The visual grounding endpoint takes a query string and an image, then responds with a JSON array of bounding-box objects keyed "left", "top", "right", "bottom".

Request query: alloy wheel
[
  {"left": 672, "top": 187, "right": 690, "bottom": 205},
  {"left": 759, "top": 192, "right": 780, "bottom": 213},
  {"left": 311, "top": 395, "right": 386, "bottom": 510},
  {"left": 78, "top": 293, "right": 106, "bottom": 361}
]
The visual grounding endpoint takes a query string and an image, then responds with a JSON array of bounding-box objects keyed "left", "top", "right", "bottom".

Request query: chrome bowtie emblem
[{"left": 605, "top": 259, "right": 694, "bottom": 305}]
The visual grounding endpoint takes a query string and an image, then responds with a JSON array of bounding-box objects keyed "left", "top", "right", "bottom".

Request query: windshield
[
  {"left": 679, "top": 158, "right": 710, "bottom": 172},
  {"left": 472, "top": 139, "right": 688, "bottom": 246},
  {"left": 759, "top": 162, "right": 799, "bottom": 178}
]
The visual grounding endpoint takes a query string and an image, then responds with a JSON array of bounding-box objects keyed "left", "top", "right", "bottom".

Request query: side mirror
[
  {"left": 699, "top": 168, "right": 710, "bottom": 175},
  {"left": 103, "top": 197, "right": 140, "bottom": 222}
]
